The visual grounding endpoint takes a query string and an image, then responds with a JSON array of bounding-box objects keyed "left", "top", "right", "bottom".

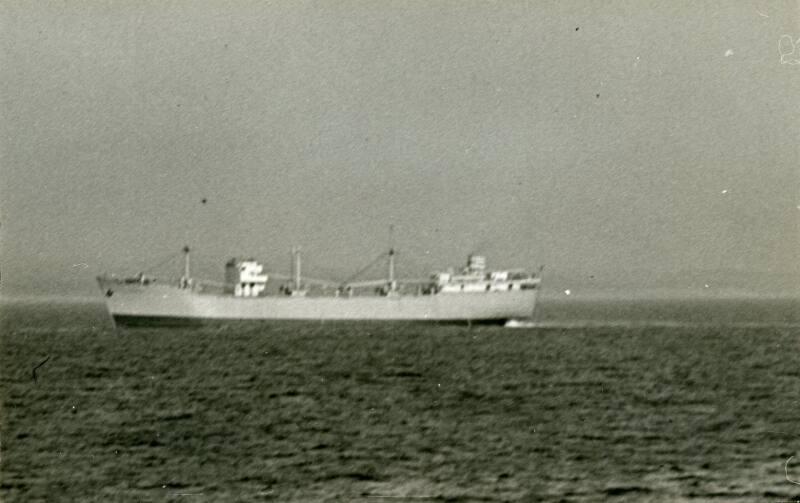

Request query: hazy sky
[{"left": 2, "top": 1, "right": 798, "bottom": 297}]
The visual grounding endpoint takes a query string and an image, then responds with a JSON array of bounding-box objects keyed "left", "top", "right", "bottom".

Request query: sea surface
[{"left": 1, "top": 298, "right": 799, "bottom": 502}]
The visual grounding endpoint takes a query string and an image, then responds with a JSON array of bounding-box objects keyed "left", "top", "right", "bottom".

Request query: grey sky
[{"left": 1, "top": 0, "right": 798, "bottom": 298}]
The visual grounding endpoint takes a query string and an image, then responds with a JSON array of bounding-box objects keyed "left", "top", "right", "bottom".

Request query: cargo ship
[{"left": 98, "top": 245, "right": 541, "bottom": 327}]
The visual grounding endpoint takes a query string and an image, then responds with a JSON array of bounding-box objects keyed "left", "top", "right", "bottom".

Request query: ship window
[
  {"left": 486, "top": 284, "right": 490, "bottom": 291},
  {"left": 508, "top": 284, "right": 513, "bottom": 290}
]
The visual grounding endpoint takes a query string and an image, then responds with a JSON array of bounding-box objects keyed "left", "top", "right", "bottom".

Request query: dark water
[{"left": 2, "top": 298, "right": 799, "bottom": 502}]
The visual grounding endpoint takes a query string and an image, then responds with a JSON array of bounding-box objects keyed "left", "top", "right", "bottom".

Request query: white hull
[{"left": 99, "top": 280, "right": 537, "bottom": 326}]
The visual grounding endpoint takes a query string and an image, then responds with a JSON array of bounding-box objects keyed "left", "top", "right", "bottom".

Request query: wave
[{"left": 504, "top": 318, "right": 800, "bottom": 330}]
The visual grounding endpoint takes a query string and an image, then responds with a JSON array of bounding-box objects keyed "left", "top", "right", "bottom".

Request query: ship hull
[
  {"left": 99, "top": 280, "right": 537, "bottom": 327},
  {"left": 110, "top": 314, "right": 512, "bottom": 327}
]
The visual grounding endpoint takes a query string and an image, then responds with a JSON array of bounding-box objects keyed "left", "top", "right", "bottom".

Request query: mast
[
  {"left": 182, "top": 245, "right": 191, "bottom": 287},
  {"left": 388, "top": 248, "right": 395, "bottom": 290},
  {"left": 387, "top": 225, "right": 396, "bottom": 292},
  {"left": 293, "top": 246, "right": 302, "bottom": 291}
]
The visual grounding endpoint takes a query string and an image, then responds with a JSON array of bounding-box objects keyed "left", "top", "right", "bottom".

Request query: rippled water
[{"left": 1, "top": 298, "right": 799, "bottom": 502}]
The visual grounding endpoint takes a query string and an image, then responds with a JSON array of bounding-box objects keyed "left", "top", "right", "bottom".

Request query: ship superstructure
[
  {"left": 431, "top": 255, "right": 539, "bottom": 294},
  {"left": 98, "top": 245, "right": 541, "bottom": 326}
]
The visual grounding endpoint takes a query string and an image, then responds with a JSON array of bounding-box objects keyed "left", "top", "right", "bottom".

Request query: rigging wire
[
  {"left": 341, "top": 251, "right": 389, "bottom": 286},
  {"left": 137, "top": 249, "right": 185, "bottom": 275}
]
